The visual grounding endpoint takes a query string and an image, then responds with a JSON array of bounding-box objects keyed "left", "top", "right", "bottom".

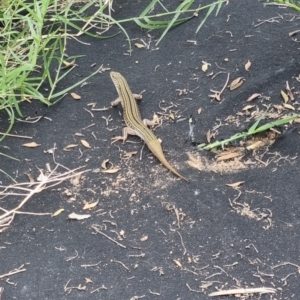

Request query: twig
[
  {"left": 214, "top": 265, "right": 228, "bottom": 276},
  {"left": 205, "top": 272, "right": 222, "bottom": 279},
  {"left": 112, "top": 259, "right": 129, "bottom": 271},
  {"left": 281, "top": 272, "right": 296, "bottom": 281},
  {"left": 177, "top": 231, "right": 187, "bottom": 255},
  {"left": 0, "top": 265, "right": 27, "bottom": 279},
  {"left": 186, "top": 283, "right": 202, "bottom": 293},
  {"left": 92, "top": 225, "right": 126, "bottom": 248},
  {"left": 209, "top": 287, "right": 276, "bottom": 296},
  {"left": 91, "top": 107, "right": 110, "bottom": 111},
  {"left": 0, "top": 166, "right": 89, "bottom": 227},
  {"left": 81, "top": 261, "right": 102, "bottom": 268},
  {"left": 66, "top": 250, "right": 79, "bottom": 262},
  {"left": 91, "top": 285, "right": 107, "bottom": 294},
  {"left": 272, "top": 262, "right": 300, "bottom": 270},
  {"left": 0, "top": 132, "right": 32, "bottom": 139},
  {"left": 254, "top": 16, "right": 282, "bottom": 27}
]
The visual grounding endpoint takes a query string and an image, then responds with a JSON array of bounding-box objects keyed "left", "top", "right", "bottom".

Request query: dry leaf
[
  {"left": 62, "top": 59, "right": 75, "bottom": 69},
  {"left": 169, "top": 112, "right": 175, "bottom": 120},
  {"left": 289, "top": 30, "right": 300, "bottom": 36},
  {"left": 70, "top": 174, "right": 81, "bottom": 186},
  {"left": 206, "top": 130, "right": 214, "bottom": 143},
  {"left": 37, "top": 171, "right": 47, "bottom": 182},
  {"left": 197, "top": 108, "right": 202, "bottom": 115},
  {"left": 187, "top": 39, "right": 197, "bottom": 45},
  {"left": 209, "top": 93, "right": 221, "bottom": 101},
  {"left": 81, "top": 140, "right": 91, "bottom": 148},
  {"left": 83, "top": 200, "right": 98, "bottom": 210},
  {"left": 229, "top": 77, "right": 245, "bottom": 90},
  {"left": 46, "top": 163, "right": 51, "bottom": 172},
  {"left": 281, "top": 90, "right": 289, "bottom": 103},
  {"left": 135, "top": 43, "right": 145, "bottom": 49},
  {"left": 226, "top": 181, "right": 244, "bottom": 188},
  {"left": 200, "top": 282, "right": 214, "bottom": 289},
  {"left": 242, "top": 105, "right": 255, "bottom": 111},
  {"left": 186, "top": 152, "right": 202, "bottom": 170},
  {"left": 52, "top": 208, "right": 64, "bottom": 217},
  {"left": 245, "top": 60, "right": 251, "bottom": 71},
  {"left": 71, "top": 92, "right": 81, "bottom": 100},
  {"left": 22, "top": 142, "right": 40, "bottom": 148},
  {"left": 216, "top": 152, "right": 241, "bottom": 161},
  {"left": 85, "top": 278, "right": 93, "bottom": 284},
  {"left": 202, "top": 64, "right": 208, "bottom": 72},
  {"left": 75, "top": 133, "right": 84, "bottom": 136},
  {"left": 246, "top": 93, "right": 261, "bottom": 102},
  {"left": 283, "top": 103, "right": 295, "bottom": 110},
  {"left": 202, "top": 61, "right": 210, "bottom": 72},
  {"left": 173, "top": 260, "right": 182, "bottom": 268},
  {"left": 152, "top": 113, "right": 160, "bottom": 125},
  {"left": 273, "top": 104, "right": 284, "bottom": 111},
  {"left": 76, "top": 284, "right": 86, "bottom": 291},
  {"left": 294, "top": 118, "right": 300, "bottom": 123},
  {"left": 63, "top": 144, "right": 78, "bottom": 151},
  {"left": 101, "top": 159, "right": 119, "bottom": 173},
  {"left": 26, "top": 173, "right": 35, "bottom": 183},
  {"left": 177, "top": 88, "right": 188, "bottom": 96},
  {"left": 286, "top": 81, "right": 294, "bottom": 100},
  {"left": 68, "top": 213, "right": 91, "bottom": 220},
  {"left": 246, "top": 141, "right": 263, "bottom": 150},
  {"left": 101, "top": 168, "right": 120, "bottom": 174},
  {"left": 101, "top": 159, "right": 110, "bottom": 169},
  {"left": 140, "top": 235, "right": 148, "bottom": 242},
  {"left": 63, "top": 189, "right": 73, "bottom": 196},
  {"left": 124, "top": 151, "right": 137, "bottom": 159}
]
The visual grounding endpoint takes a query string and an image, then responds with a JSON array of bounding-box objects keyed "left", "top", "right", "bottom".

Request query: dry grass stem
[
  {"left": 92, "top": 224, "right": 127, "bottom": 248},
  {"left": 0, "top": 132, "right": 32, "bottom": 139},
  {"left": 0, "top": 264, "right": 27, "bottom": 279},
  {"left": 0, "top": 165, "right": 89, "bottom": 227},
  {"left": 209, "top": 287, "right": 276, "bottom": 296}
]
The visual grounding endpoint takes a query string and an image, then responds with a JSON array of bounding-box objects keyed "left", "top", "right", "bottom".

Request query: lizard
[{"left": 110, "top": 71, "right": 188, "bottom": 182}]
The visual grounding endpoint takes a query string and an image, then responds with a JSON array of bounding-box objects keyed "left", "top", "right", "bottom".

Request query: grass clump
[
  {"left": 0, "top": 0, "right": 112, "bottom": 142},
  {"left": 0, "top": 0, "right": 227, "bottom": 141},
  {"left": 198, "top": 106, "right": 300, "bottom": 151},
  {"left": 266, "top": 0, "right": 300, "bottom": 12}
]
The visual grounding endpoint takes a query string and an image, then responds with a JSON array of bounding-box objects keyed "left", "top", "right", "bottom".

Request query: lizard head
[{"left": 110, "top": 71, "right": 122, "bottom": 89}]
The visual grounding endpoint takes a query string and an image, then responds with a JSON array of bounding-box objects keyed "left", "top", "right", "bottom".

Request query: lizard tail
[{"left": 147, "top": 140, "right": 188, "bottom": 182}]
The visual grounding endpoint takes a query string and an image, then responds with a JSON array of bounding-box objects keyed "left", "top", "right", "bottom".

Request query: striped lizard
[{"left": 110, "top": 71, "right": 188, "bottom": 181}]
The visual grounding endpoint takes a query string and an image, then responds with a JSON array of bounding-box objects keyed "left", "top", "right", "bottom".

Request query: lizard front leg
[
  {"left": 111, "top": 126, "right": 139, "bottom": 144},
  {"left": 111, "top": 94, "right": 142, "bottom": 107}
]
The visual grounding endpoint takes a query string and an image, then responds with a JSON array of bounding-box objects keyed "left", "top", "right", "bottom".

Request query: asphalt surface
[{"left": 1, "top": 1, "right": 300, "bottom": 299}]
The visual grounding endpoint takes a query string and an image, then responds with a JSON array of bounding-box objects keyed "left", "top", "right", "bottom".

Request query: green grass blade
[
  {"left": 139, "top": 0, "right": 160, "bottom": 17},
  {"left": 50, "top": 66, "right": 103, "bottom": 99},
  {"left": 0, "top": 107, "right": 15, "bottom": 142},
  {"left": 196, "top": 4, "right": 215, "bottom": 33},
  {"left": 254, "top": 115, "right": 299, "bottom": 133},
  {"left": 198, "top": 113, "right": 300, "bottom": 151},
  {"left": 0, "top": 152, "right": 19, "bottom": 161},
  {"left": 248, "top": 105, "right": 271, "bottom": 134},
  {"left": 0, "top": 168, "right": 18, "bottom": 183},
  {"left": 155, "top": 0, "right": 194, "bottom": 45}
]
